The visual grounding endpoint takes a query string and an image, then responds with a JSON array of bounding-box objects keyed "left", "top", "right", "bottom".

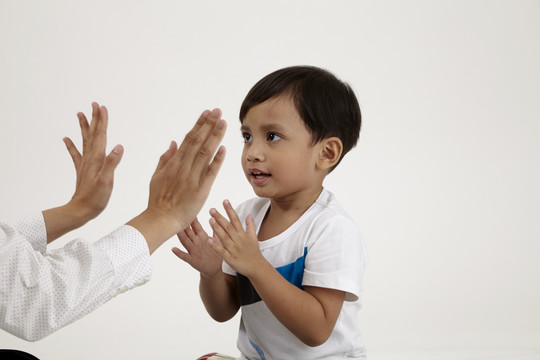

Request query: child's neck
[{"left": 258, "top": 185, "right": 323, "bottom": 241}]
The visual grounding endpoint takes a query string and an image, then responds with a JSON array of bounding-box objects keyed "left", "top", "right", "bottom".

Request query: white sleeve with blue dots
[{"left": 0, "top": 212, "right": 152, "bottom": 341}]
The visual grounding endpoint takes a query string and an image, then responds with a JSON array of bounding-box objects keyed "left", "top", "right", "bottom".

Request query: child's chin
[{"left": 252, "top": 187, "right": 271, "bottom": 198}]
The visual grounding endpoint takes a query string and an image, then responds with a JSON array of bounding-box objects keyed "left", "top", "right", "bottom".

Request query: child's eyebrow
[
  {"left": 240, "top": 123, "right": 287, "bottom": 133},
  {"left": 260, "top": 123, "right": 287, "bottom": 133}
]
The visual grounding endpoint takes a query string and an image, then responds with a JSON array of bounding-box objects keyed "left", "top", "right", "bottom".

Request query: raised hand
[
  {"left": 208, "top": 200, "right": 265, "bottom": 276},
  {"left": 63, "top": 102, "right": 124, "bottom": 220},
  {"left": 43, "top": 102, "right": 123, "bottom": 243},
  {"left": 127, "top": 108, "right": 227, "bottom": 253},
  {"left": 172, "top": 218, "right": 222, "bottom": 277}
]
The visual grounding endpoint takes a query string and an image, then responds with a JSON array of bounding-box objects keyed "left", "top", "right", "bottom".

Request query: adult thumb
[{"left": 102, "top": 144, "right": 124, "bottom": 180}]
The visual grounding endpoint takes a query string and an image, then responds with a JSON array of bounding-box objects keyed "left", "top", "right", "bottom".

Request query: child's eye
[
  {"left": 267, "top": 133, "right": 281, "bottom": 142},
  {"left": 242, "top": 132, "right": 252, "bottom": 143}
]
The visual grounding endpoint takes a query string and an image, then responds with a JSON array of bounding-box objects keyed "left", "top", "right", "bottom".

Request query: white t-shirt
[{"left": 223, "top": 189, "right": 367, "bottom": 359}]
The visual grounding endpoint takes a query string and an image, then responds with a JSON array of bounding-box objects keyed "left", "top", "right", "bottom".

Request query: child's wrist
[{"left": 244, "top": 255, "right": 271, "bottom": 280}]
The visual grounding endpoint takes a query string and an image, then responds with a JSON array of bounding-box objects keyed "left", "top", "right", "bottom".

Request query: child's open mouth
[{"left": 250, "top": 170, "right": 271, "bottom": 185}]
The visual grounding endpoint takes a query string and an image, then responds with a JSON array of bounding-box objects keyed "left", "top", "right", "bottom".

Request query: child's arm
[
  {"left": 199, "top": 272, "right": 239, "bottom": 322},
  {"left": 172, "top": 219, "right": 240, "bottom": 322},
  {"left": 208, "top": 201, "right": 346, "bottom": 347}
]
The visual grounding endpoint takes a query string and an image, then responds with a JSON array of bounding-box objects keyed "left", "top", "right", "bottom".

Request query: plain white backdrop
[{"left": 1, "top": 1, "right": 539, "bottom": 359}]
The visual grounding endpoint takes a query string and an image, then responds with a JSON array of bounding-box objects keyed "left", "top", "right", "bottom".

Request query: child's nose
[{"left": 246, "top": 142, "right": 264, "bottom": 162}]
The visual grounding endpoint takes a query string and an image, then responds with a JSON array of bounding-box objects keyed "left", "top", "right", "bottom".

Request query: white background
[{"left": 1, "top": 1, "right": 539, "bottom": 359}]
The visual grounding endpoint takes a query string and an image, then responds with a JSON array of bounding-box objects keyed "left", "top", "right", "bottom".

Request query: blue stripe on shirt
[{"left": 237, "top": 247, "right": 308, "bottom": 306}]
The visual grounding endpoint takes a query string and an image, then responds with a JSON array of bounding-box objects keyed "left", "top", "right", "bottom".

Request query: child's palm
[{"left": 172, "top": 218, "right": 222, "bottom": 277}]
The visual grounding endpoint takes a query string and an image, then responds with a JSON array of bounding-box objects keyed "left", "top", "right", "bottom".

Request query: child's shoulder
[
  {"left": 315, "top": 189, "right": 355, "bottom": 219},
  {"left": 311, "top": 189, "right": 360, "bottom": 231}
]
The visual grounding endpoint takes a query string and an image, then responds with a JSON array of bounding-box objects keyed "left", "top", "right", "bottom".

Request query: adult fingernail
[
  {"left": 113, "top": 145, "right": 123, "bottom": 154},
  {"left": 216, "top": 119, "right": 225, "bottom": 129},
  {"left": 211, "top": 108, "right": 221, "bottom": 117}
]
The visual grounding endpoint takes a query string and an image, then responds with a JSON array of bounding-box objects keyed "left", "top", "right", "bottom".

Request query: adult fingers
[
  {"left": 93, "top": 105, "right": 109, "bottom": 154},
  {"left": 175, "top": 109, "right": 224, "bottom": 172},
  {"left": 176, "top": 109, "right": 215, "bottom": 157},
  {"left": 199, "top": 145, "right": 226, "bottom": 194},
  {"left": 191, "top": 116, "right": 227, "bottom": 177},
  {"left": 63, "top": 137, "right": 82, "bottom": 169},
  {"left": 154, "top": 141, "right": 177, "bottom": 174},
  {"left": 89, "top": 102, "right": 101, "bottom": 133},
  {"left": 77, "top": 111, "right": 90, "bottom": 153}
]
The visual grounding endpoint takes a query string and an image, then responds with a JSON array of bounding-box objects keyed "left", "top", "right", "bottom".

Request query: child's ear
[{"left": 316, "top": 137, "right": 343, "bottom": 171}]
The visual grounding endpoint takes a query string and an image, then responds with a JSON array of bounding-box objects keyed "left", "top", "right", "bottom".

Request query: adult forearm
[{"left": 42, "top": 201, "right": 95, "bottom": 243}]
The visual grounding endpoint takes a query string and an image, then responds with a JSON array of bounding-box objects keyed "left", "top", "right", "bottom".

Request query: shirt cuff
[
  {"left": 94, "top": 225, "right": 152, "bottom": 295},
  {"left": 3, "top": 212, "right": 47, "bottom": 254}
]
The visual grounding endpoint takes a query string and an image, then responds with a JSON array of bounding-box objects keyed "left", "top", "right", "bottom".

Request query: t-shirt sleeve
[{"left": 302, "top": 215, "right": 367, "bottom": 302}]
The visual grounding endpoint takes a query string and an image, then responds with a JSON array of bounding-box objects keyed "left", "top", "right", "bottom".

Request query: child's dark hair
[{"left": 239, "top": 65, "right": 361, "bottom": 169}]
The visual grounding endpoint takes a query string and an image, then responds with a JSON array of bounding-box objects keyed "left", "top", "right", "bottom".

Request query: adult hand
[
  {"left": 127, "top": 108, "right": 227, "bottom": 253},
  {"left": 64, "top": 102, "right": 124, "bottom": 220},
  {"left": 43, "top": 102, "right": 123, "bottom": 242}
]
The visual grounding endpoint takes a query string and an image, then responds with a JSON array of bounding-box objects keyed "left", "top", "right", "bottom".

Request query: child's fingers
[
  {"left": 171, "top": 247, "right": 191, "bottom": 263},
  {"left": 245, "top": 214, "right": 257, "bottom": 238},
  {"left": 177, "top": 230, "right": 193, "bottom": 251},
  {"left": 209, "top": 215, "right": 235, "bottom": 253},
  {"left": 191, "top": 217, "right": 205, "bottom": 236},
  {"left": 208, "top": 236, "right": 229, "bottom": 260},
  {"left": 209, "top": 215, "right": 227, "bottom": 241},
  {"left": 209, "top": 208, "right": 235, "bottom": 238},
  {"left": 184, "top": 225, "right": 197, "bottom": 242},
  {"left": 222, "top": 200, "right": 243, "bottom": 231}
]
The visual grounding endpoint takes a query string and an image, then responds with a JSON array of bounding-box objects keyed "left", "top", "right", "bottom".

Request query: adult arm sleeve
[{"left": 0, "top": 214, "right": 152, "bottom": 341}]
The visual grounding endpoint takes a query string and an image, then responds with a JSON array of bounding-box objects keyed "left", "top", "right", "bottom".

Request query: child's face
[{"left": 241, "top": 95, "right": 322, "bottom": 201}]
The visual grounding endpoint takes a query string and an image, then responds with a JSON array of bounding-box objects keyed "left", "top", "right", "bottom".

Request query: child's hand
[
  {"left": 208, "top": 200, "right": 265, "bottom": 277},
  {"left": 172, "top": 218, "right": 223, "bottom": 277}
]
